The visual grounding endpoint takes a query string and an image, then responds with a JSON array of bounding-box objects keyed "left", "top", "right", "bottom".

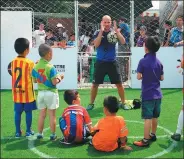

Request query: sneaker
[
  {"left": 86, "top": 104, "right": 94, "bottom": 110},
  {"left": 133, "top": 139, "right": 149, "bottom": 147},
  {"left": 37, "top": 134, "right": 43, "bottom": 140},
  {"left": 171, "top": 133, "right": 181, "bottom": 141},
  {"left": 15, "top": 132, "right": 22, "bottom": 138},
  {"left": 59, "top": 138, "right": 72, "bottom": 145},
  {"left": 50, "top": 134, "right": 57, "bottom": 141},
  {"left": 26, "top": 131, "right": 34, "bottom": 137},
  {"left": 149, "top": 133, "right": 157, "bottom": 141}
]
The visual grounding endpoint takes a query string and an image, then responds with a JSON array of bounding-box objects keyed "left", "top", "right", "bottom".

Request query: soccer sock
[
  {"left": 25, "top": 111, "right": 32, "bottom": 132},
  {"left": 14, "top": 111, "right": 22, "bottom": 134},
  {"left": 176, "top": 110, "right": 183, "bottom": 135}
]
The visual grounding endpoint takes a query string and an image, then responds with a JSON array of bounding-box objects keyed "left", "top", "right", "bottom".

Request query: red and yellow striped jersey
[{"left": 11, "top": 56, "right": 35, "bottom": 103}]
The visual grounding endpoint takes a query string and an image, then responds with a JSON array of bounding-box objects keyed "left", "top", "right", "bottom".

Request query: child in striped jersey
[
  {"left": 59, "top": 90, "right": 93, "bottom": 144},
  {"left": 11, "top": 38, "right": 37, "bottom": 138}
]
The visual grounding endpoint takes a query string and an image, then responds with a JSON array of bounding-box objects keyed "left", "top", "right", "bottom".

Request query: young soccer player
[
  {"left": 32, "top": 44, "right": 64, "bottom": 140},
  {"left": 171, "top": 54, "right": 184, "bottom": 141},
  {"left": 134, "top": 36, "right": 164, "bottom": 147},
  {"left": 11, "top": 38, "right": 37, "bottom": 138},
  {"left": 59, "top": 90, "right": 93, "bottom": 144},
  {"left": 91, "top": 96, "right": 132, "bottom": 152}
]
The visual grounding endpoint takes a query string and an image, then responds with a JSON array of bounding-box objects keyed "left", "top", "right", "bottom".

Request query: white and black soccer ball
[{"left": 107, "top": 32, "right": 118, "bottom": 44}]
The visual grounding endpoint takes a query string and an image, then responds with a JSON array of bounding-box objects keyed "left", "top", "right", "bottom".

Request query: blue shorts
[{"left": 14, "top": 100, "right": 37, "bottom": 112}]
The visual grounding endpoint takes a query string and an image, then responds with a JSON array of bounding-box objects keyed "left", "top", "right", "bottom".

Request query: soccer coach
[{"left": 86, "top": 15, "right": 127, "bottom": 110}]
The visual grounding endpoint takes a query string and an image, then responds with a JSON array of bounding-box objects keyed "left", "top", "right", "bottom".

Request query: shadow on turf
[
  {"left": 87, "top": 107, "right": 104, "bottom": 118},
  {"left": 86, "top": 143, "right": 149, "bottom": 157},
  {"left": 1, "top": 138, "right": 28, "bottom": 151},
  {"left": 158, "top": 139, "right": 184, "bottom": 153}
]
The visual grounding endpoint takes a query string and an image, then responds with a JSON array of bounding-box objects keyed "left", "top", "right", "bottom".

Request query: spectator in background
[
  {"left": 79, "top": 31, "right": 91, "bottom": 52},
  {"left": 67, "top": 33, "right": 75, "bottom": 47},
  {"left": 144, "top": 12, "right": 151, "bottom": 29},
  {"left": 136, "top": 26, "right": 147, "bottom": 47},
  {"left": 162, "top": 20, "right": 173, "bottom": 46},
  {"left": 134, "top": 24, "right": 141, "bottom": 46},
  {"left": 149, "top": 13, "right": 159, "bottom": 36},
  {"left": 32, "top": 23, "right": 46, "bottom": 47},
  {"left": 118, "top": 17, "right": 130, "bottom": 51},
  {"left": 45, "top": 29, "right": 58, "bottom": 47},
  {"left": 55, "top": 23, "right": 65, "bottom": 41},
  {"left": 86, "top": 39, "right": 94, "bottom": 56},
  {"left": 168, "top": 15, "right": 183, "bottom": 46},
  {"left": 62, "top": 28, "right": 69, "bottom": 41}
]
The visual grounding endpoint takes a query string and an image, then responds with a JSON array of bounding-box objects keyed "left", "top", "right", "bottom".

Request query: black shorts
[{"left": 93, "top": 60, "right": 122, "bottom": 84}]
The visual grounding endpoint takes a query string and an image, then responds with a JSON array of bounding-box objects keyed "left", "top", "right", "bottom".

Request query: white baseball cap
[{"left": 56, "top": 23, "right": 65, "bottom": 28}]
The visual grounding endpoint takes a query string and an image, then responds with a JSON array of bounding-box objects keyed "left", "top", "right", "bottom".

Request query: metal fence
[{"left": 1, "top": 0, "right": 183, "bottom": 88}]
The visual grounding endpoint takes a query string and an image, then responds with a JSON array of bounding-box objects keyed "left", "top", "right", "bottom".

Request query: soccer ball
[{"left": 107, "top": 32, "right": 118, "bottom": 44}]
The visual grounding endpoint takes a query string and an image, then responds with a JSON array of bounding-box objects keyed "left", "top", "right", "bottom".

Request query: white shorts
[{"left": 37, "top": 91, "right": 59, "bottom": 110}]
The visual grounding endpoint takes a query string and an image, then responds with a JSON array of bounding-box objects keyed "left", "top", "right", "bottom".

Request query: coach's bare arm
[
  {"left": 114, "top": 20, "right": 126, "bottom": 45},
  {"left": 94, "top": 21, "right": 104, "bottom": 48}
]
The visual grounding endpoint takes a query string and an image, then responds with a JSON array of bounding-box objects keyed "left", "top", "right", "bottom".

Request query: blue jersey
[
  {"left": 119, "top": 23, "right": 130, "bottom": 44},
  {"left": 93, "top": 29, "right": 116, "bottom": 62},
  {"left": 169, "top": 27, "right": 183, "bottom": 44}
]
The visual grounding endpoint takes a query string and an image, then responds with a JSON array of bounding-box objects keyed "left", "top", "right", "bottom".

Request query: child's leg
[
  {"left": 15, "top": 111, "right": 23, "bottom": 134},
  {"left": 176, "top": 110, "right": 183, "bottom": 134},
  {"left": 48, "top": 109, "right": 56, "bottom": 134},
  {"left": 38, "top": 108, "right": 47, "bottom": 134},
  {"left": 25, "top": 111, "right": 32, "bottom": 132},
  {"left": 144, "top": 119, "right": 152, "bottom": 139},
  {"left": 151, "top": 118, "right": 158, "bottom": 134}
]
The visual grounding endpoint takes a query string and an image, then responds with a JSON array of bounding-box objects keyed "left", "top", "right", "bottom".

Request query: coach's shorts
[
  {"left": 93, "top": 60, "right": 122, "bottom": 84},
  {"left": 14, "top": 100, "right": 37, "bottom": 112},
  {"left": 37, "top": 91, "right": 59, "bottom": 110},
  {"left": 141, "top": 99, "right": 161, "bottom": 119}
]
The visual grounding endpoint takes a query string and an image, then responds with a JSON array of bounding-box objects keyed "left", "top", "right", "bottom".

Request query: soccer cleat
[
  {"left": 86, "top": 104, "right": 94, "bottom": 110},
  {"left": 26, "top": 131, "right": 34, "bottom": 137},
  {"left": 149, "top": 133, "right": 157, "bottom": 141},
  {"left": 133, "top": 139, "right": 149, "bottom": 147},
  {"left": 50, "top": 134, "right": 57, "bottom": 141},
  {"left": 59, "top": 138, "right": 72, "bottom": 145},
  {"left": 37, "top": 134, "right": 43, "bottom": 140},
  {"left": 171, "top": 133, "right": 181, "bottom": 141}
]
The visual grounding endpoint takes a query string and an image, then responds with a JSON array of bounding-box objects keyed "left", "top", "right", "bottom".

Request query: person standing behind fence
[
  {"left": 161, "top": 20, "right": 172, "bottom": 47},
  {"left": 168, "top": 15, "right": 183, "bottom": 46},
  {"left": 32, "top": 44, "right": 64, "bottom": 141},
  {"left": 136, "top": 26, "right": 147, "bottom": 47},
  {"left": 32, "top": 23, "right": 46, "bottom": 47},
  {"left": 86, "top": 15, "right": 126, "bottom": 110}
]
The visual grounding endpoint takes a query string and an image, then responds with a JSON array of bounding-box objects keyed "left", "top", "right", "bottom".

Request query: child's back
[
  {"left": 60, "top": 90, "right": 92, "bottom": 144},
  {"left": 138, "top": 53, "right": 163, "bottom": 100},
  {"left": 32, "top": 58, "right": 58, "bottom": 92},
  {"left": 92, "top": 96, "right": 132, "bottom": 152},
  {"left": 11, "top": 57, "right": 35, "bottom": 103},
  {"left": 92, "top": 115, "right": 127, "bottom": 152},
  {"left": 11, "top": 38, "right": 37, "bottom": 138},
  {"left": 62, "top": 105, "right": 91, "bottom": 142}
]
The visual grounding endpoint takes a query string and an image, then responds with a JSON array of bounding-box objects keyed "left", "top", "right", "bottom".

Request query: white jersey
[{"left": 33, "top": 30, "right": 46, "bottom": 47}]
